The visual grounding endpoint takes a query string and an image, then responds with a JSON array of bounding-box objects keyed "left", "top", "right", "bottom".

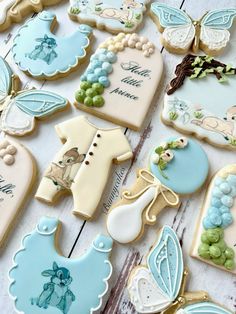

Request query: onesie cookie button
[
  {"left": 93, "top": 143, "right": 97, "bottom": 147},
  {"left": 89, "top": 152, "right": 94, "bottom": 156},
  {"left": 85, "top": 161, "right": 90, "bottom": 165}
]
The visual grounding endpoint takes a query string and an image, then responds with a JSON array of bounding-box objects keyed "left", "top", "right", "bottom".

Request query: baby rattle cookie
[
  {"left": 0, "top": 0, "right": 63, "bottom": 32},
  {"left": 74, "top": 33, "right": 163, "bottom": 131},
  {"left": 150, "top": 3, "right": 236, "bottom": 55},
  {"left": 9, "top": 216, "right": 113, "bottom": 314},
  {"left": 68, "top": 0, "right": 149, "bottom": 34},
  {"left": 12, "top": 11, "right": 92, "bottom": 80},
  {"left": 35, "top": 116, "right": 133, "bottom": 219},
  {"left": 127, "top": 225, "right": 232, "bottom": 314},
  {"left": 106, "top": 136, "right": 209, "bottom": 244},
  {"left": 162, "top": 54, "right": 236, "bottom": 150},
  {"left": 0, "top": 138, "right": 36, "bottom": 248},
  {"left": 0, "top": 56, "right": 69, "bottom": 136},
  {"left": 191, "top": 164, "right": 236, "bottom": 274}
]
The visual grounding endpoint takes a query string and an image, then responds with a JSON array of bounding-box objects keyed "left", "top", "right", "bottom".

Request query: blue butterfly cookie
[{"left": 0, "top": 57, "right": 68, "bottom": 136}]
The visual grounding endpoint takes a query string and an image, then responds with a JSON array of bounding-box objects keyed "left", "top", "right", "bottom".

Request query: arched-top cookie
[
  {"left": 162, "top": 55, "right": 236, "bottom": 150},
  {"left": 12, "top": 11, "right": 92, "bottom": 80},
  {"left": 68, "top": 0, "right": 149, "bottom": 34},
  {"left": 9, "top": 216, "right": 113, "bottom": 314}
]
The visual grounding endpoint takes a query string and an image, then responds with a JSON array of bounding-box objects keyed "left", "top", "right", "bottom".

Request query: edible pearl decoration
[{"left": 0, "top": 140, "right": 17, "bottom": 165}]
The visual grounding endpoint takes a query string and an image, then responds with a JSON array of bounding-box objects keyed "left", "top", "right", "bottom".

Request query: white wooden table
[{"left": 0, "top": 1, "right": 236, "bottom": 313}]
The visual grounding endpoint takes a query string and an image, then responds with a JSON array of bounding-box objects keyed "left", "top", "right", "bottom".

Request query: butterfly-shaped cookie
[
  {"left": 150, "top": 3, "right": 236, "bottom": 55},
  {"left": 0, "top": 57, "right": 68, "bottom": 136},
  {"left": 127, "top": 226, "right": 232, "bottom": 314}
]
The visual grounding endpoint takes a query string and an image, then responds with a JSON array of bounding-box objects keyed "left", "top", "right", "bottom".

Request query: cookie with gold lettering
[
  {"left": 74, "top": 33, "right": 163, "bottom": 131},
  {"left": 0, "top": 138, "right": 36, "bottom": 248}
]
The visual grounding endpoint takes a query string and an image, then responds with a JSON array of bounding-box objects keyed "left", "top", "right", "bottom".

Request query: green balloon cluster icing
[
  {"left": 198, "top": 228, "right": 235, "bottom": 270},
  {"left": 75, "top": 81, "right": 105, "bottom": 107}
]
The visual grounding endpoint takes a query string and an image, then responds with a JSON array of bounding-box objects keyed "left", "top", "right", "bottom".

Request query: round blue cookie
[{"left": 149, "top": 137, "right": 209, "bottom": 194}]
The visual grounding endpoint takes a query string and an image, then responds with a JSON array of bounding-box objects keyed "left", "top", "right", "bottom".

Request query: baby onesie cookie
[
  {"left": 35, "top": 116, "right": 133, "bottom": 219},
  {"left": 0, "top": 56, "right": 69, "bottom": 136},
  {"left": 9, "top": 216, "right": 113, "bottom": 314},
  {"left": 0, "top": 138, "right": 36, "bottom": 248},
  {"left": 12, "top": 11, "right": 92, "bottom": 80},
  {"left": 69, "top": 0, "right": 149, "bottom": 34},
  {"left": 74, "top": 33, "right": 163, "bottom": 131},
  {"left": 0, "top": 0, "right": 63, "bottom": 32},
  {"left": 107, "top": 137, "right": 209, "bottom": 244},
  {"left": 150, "top": 3, "right": 236, "bottom": 55},
  {"left": 162, "top": 54, "right": 236, "bottom": 150},
  {"left": 191, "top": 165, "right": 236, "bottom": 274},
  {"left": 127, "top": 225, "right": 232, "bottom": 314}
]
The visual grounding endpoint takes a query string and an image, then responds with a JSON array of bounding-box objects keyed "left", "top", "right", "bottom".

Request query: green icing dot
[
  {"left": 209, "top": 245, "right": 221, "bottom": 258},
  {"left": 214, "top": 239, "right": 226, "bottom": 252},
  {"left": 84, "top": 96, "right": 93, "bottom": 107},
  {"left": 225, "top": 248, "right": 235, "bottom": 259},
  {"left": 75, "top": 89, "right": 86, "bottom": 103},
  {"left": 201, "top": 232, "right": 210, "bottom": 244},
  {"left": 198, "top": 243, "right": 210, "bottom": 259},
  {"left": 92, "top": 83, "right": 104, "bottom": 94},
  {"left": 93, "top": 95, "right": 105, "bottom": 107},
  {"left": 86, "top": 88, "right": 97, "bottom": 98},
  {"left": 80, "top": 81, "right": 92, "bottom": 90},
  {"left": 206, "top": 228, "right": 220, "bottom": 243},
  {"left": 224, "top": 259, "right": 235, "bottom": 270},
  {"left": 212, "top": 253, "right": 226, "bottom": 266}
]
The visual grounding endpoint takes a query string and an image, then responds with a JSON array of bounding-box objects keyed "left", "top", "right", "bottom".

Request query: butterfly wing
[
  {"left": 0, "top": 57, "right": 13, "bottom": 105},
  {"left": 151, "top": 3, "right": 195, "bottom": 52},
  {"left": 200, "top": 9, "right": 236, "bottom": 53},
  {"left": 177, "top": 302, "right": 232, "bottom": 314},
  {"left": 147, "top": 225, "right": 184, "bottom": 301},
  {"left": 14, "top": 90, "right": 68, "bottom": 118}
]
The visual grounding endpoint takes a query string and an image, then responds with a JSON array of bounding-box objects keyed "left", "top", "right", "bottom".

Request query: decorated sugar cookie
[
  {"left": 12, "top": 11, "right": 92, "bottom": 80},
  {"left": 68, "top": 0, "right": 149, "bottom": 34},
  {"left": 106, "top": 137, "right": 209, "bottom": 244},
  {"left": 162, "top": 55, "right": 236, "bottom": 150},
  {"left": 127, "top": 225, "right": 232, "bottom": 314},
  {"left": 0, "top": 138, "right": 36, "bottom": 248},
  {"left": 0, "top": 0, "right": 63, "bottom": 32},
  {"left": 0, "top": 56, "right": 68, "bottom": 136},
  {"left": 35, "top": 116, "right": 133, "bottom": 219},
  {"left": 74, "top": 33, "right": 163, "bottom": 131},
  {"left": 191, "top": 165, "right": 236, "bottom": 274},
  {"left": 9, "top": 216, "right": 113, "bottom": 313},
  {"left": 150, "top": 3, "right": 236, "bottom": 55}
]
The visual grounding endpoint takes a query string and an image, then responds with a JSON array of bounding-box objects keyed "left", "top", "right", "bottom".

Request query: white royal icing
[
  {"left": 162, "top": 24, "right": 195, "bottom": 50},
  {"left": 200, "top": 26, "right": 230, "bottom": 50},
  {"left": 0, "top": 0, "right": 15, "bottom": 24}
]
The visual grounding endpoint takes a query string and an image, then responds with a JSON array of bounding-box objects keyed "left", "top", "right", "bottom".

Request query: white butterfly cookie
[
  {"left": 150, "top": 3, "right": 236, "bottom": 55},
  {"left": 0, "top": 57, "right": 69, "bottom": 136},
  {"left": 127, "top": 225, "right": 233, "bottom": 314}
]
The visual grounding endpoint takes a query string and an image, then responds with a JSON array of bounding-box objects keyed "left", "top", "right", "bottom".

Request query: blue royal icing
[
  {"left": 12, "top": 11, "right": 92, "bottom": 79},
  {"left": 182, "top": 302, "right": 232, "bottom": 314},
  {"left": 9, "top": 216, "right": 113, "bottom": 314},
  {"left": 203, "top": 174, "right": 236, "bottom": 229},
  {"left": 149, "top": 137, "right": 209, "bottom": 195}
]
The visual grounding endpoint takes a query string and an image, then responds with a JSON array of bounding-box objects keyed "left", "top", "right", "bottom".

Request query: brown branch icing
[{"left": 167, "top": 54, "right": 236, "bottom": 95}]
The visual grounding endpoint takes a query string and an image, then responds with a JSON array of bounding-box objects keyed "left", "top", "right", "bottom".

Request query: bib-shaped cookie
[
  {"left": 107, "top": 137, "right": 209, "bottom": 244},
  {"left": 12, "top": 11, "right": 92, "bottom": 80},
  {"left": 0, "top": 138, "right": 36, "bottom": 248},
  {"left": 127, "top": 226, "right": 232, "bottom": 314},
  {"left": 74, "top": 33, "right": 163, "bottom": 131},
  {"left": 9, "top": 216, "right": 113, "bottom": 314},
  {"left": 191, "top": 165, "right": 236, "bottom": 274},
  {"left": 69, "top": 0, "right": 149, "bottom": 34},
  {"left": 0, "top": 0, "right": 63, "bottom": 32},
  {"left": 162, "top": 55, "right": 236, "bottom": 150}
]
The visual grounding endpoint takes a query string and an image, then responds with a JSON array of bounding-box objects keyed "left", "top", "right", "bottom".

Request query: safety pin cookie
[
  {"left": 150, "top": 3, "right": 236, "bottom": 55},
  {"left": 9, "top": 216, "right": 113, "bottom": 314},
  {"left": 74, "top": 33, "right": 163, "bottom": 131},
  {"left": 191, "top": 165, "right": 236, "bottom": 274},
  {"left": 0, "top": 56, "right": 68, "bottom": 136},
  {"left": 0, "top": 0, "right": 63, "bottom": 32},
  {"left": 0, "top": 138, "right": 36, "bottom": 248},
  {"left": 107, "top": 137, "right": 209, "bottom": 244},
  {"left": 69, "top": 0, "right": 149, "bottom": 34},
  {"left": 12, "top": 11, "right": 92, "bottom": 80},
  {"left": 127, "top": 225, "right": 232, "bottom": 314},
  {"left": 162, "top": 55, "right": 236, "bottom": 150}
]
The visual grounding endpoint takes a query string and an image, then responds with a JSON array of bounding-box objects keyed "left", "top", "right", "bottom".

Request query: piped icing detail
[
  {"left": 12, "top": 11, "right": 92, "bottom": 79},
  {"left": 0, "top": 56, "right": 68, "bottom": 136},
  {"left": 9, "top": 216, "right": 113, "bottom": 314},
  {"left": 75, "top": 32, "right": 155, "bottom": 108},
  {"left": 0, "top": 139, "right": 17, "bottom": 165},
  {"left": 198, "top": 173, "right": 236, "bottom": 271}
]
